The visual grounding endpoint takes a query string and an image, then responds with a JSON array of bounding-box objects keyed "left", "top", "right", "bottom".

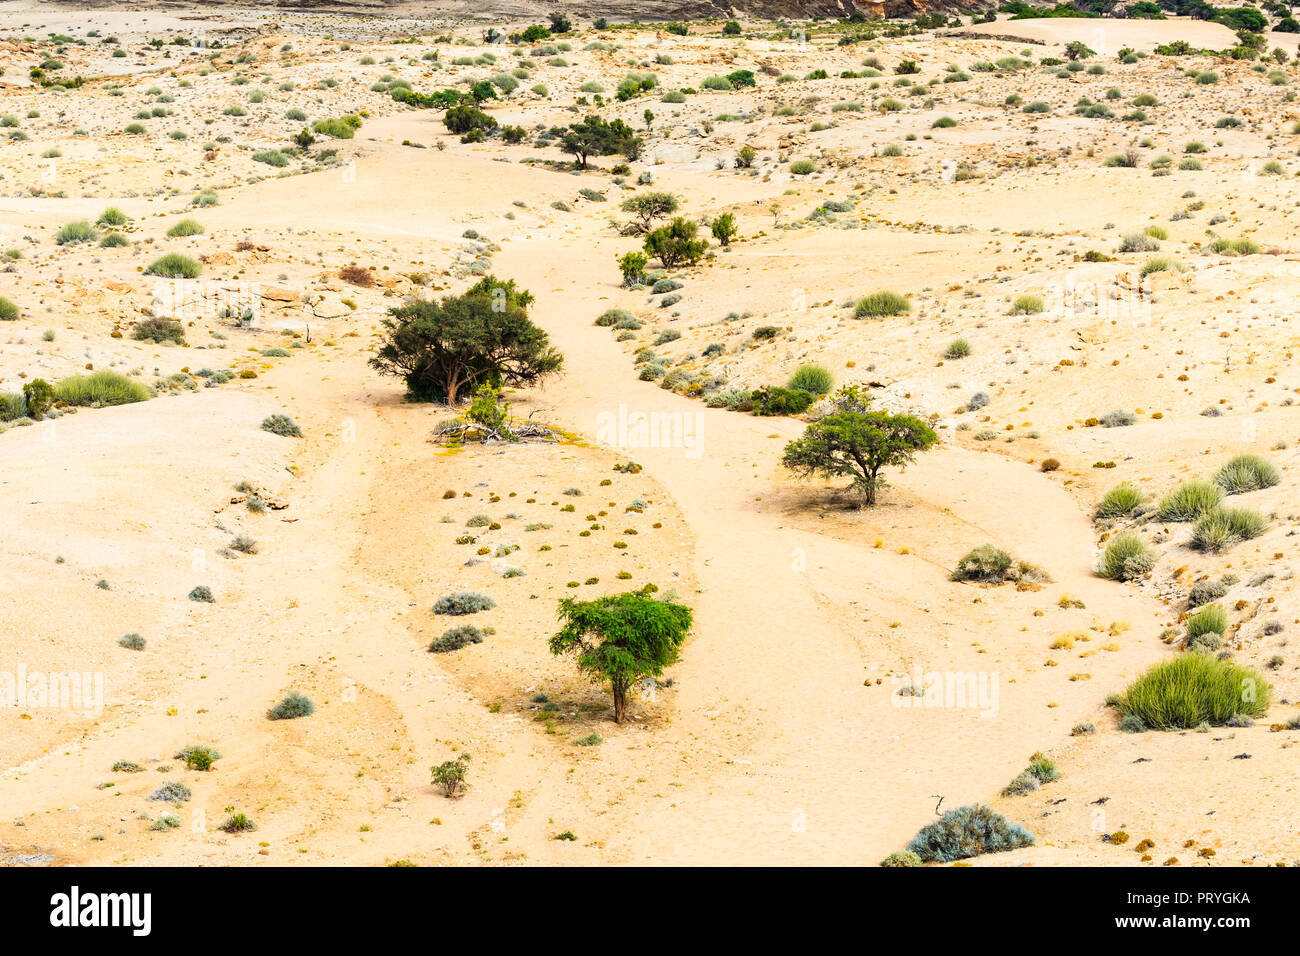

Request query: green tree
[
  {"left": 1064, "top": 40, "right": 1095, "bottom": 61},
  {"left": 644, "top": 217, "right": 707, "bottom": 267},
  {"left": 444, "top": 104, "right": 496, "bottom": 135},
  {"left": 369, "top": 275, "right": 562, "bottom": 405},
  {"left": 711, "top": 212, "right": 738, "bottom": 246},
  {"left": 549, "top": 591, "right": 693, "bottom": 723},
  {"left": 617, "top": 250, "right": 648, "bottom": 286},
  {"left": 431, "top": 753, "right": 470, "bottom": 796},
  {"left": 561, "top": 114, "right": 641, "bottom": 168},
  {"left": 781, "top": 396, "right": 937, "bottom": 505},
  {"left": 620, "top": 191, "right": 678, "bottom": 233},
  {"left": 735, "top": 144, "right": 757, "bottom": 168},
  {"left": 723, "top": 20, "right": 741, "bottom": 35}
]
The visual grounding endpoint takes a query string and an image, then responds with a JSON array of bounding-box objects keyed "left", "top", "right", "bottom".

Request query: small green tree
[
  {"left": 431, "top": 753, "right": 470, "bottom": 796},
  {"left": 1064, "top": 40, "right": 1095, "bottom": 61},
  {"left": 644, "top": 217, "right": 707, "bottom": 267},
  {"left": 617, "top": 250, "right": 648, "bottom": 286},
  {"left": 782, "top": 394, "right": 937, "bottom": 505},
  {"left": 711, "top": 212, "right": 738, "bottom": 247},
  {"left": 620, "top": 191, "right": 678, "bottom": 234},
  {"left": 549, "top": 590, "right": 693, "bottom": 723},
  {"left": 735, "top": 144, "right": 757, "bottom": 168}
]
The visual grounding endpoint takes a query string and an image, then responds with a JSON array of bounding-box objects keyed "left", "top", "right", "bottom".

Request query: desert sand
[{"left": 0, "top": 2, "right": 1297, "bottom": 868}]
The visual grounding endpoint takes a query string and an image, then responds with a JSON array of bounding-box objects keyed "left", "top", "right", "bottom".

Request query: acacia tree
[
  {"left": 782, "top": 392, "right": 937, "bottom": 505},
  {"left": 370, "top": 275, "right": 562, "bottom": 405},
  {"left": 561, "top": 115, "right": 641, "bottom": 168},
  {"left": 619, "top": 191, "right": 679, "bottom": 234},
  {"left": 549, "top": 591, "right": 693, "bottom": 723}
]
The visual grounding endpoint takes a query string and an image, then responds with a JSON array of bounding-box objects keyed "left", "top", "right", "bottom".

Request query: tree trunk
[{"left": 612, "top": 683, "right": 627, "bottom": 723}]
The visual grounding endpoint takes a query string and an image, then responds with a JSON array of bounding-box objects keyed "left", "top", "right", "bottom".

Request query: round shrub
[
  {"left": 1096, "top": 483, "right": 1144, "bottom": 518},
  {"left": 855, "top": 290, "right": 909, "bottom": 318},
  {"left": 268, "top": 691, "right": 315, "bottom": 720},
  {"left": 906, "top": 804, "right": 1034, "bottom": 863},
  {"left": 1213, "top": 453, "right": 1280, "bottom": 495},
  {"left": 261, "top": 414, "right": 302, "bottom": 437},
  {"left": 788, "top": 363, "right": 833, "bottom": 395},
  {"left": 1118, "top": 654, "right": 1269, "bottom": 730},
  {"left": 429, "top": 624, "right": 485, "bottom": 652},
  {"left": 166, "top": 218, "right": 205, "bottom": 237},
  {"left": 145, "top": 253, "right": 201, "bottom": 278},
  {"left": 1156, "top": 480, "right": 1222, "bottom": 521},
  {"left": 1099, "top": 532, "right": 1155, "bottom": 581},
  {"left": 433, "top": 591, "right": 495, "bottom": 615}
]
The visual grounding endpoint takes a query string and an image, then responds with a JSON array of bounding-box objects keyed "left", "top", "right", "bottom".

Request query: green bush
[
  {"left": 429, "top": 624, "right": 485, "bottom": 652},
  {"left": 750, "top": 385, "right": 814, "bottom": 416},
  {"left": 312, "top": 115, "right": 361, "bottom": 139},
  {"left": 1213, "top": 453, "right": 1280, "bottom": 494},
  {"left": 434, "top": 591, "right": 495, "bottom": 615},
  {"left": 1190, "top": 506, "right": 1267, "bottom": 552},
  {"left": 0, "top": 296, "right": 17, "bottom": 320},
  {"left": 54, "top": 370, "right": 149, "bottom": 406},
  {"left": 22, "top": 379, "right": 54, "bottom": 418},
  {"left": 99, "top": 232, "right": 129, "bottom": 248},
  {"left": 880, "top": 850, "right": 922, "bottom": 867},
  {"left": 1096, "top": 483, "right": 1144, "bottom": 518},
  {"left": 1186, "top": 603, "right": 1227, "bottom": 643},
  {"left": 906, "top": 804, "right": 1033, "bottom": 863},
  {"left": 788, "top": 363, "right": 833, "bottom": 395},
  {"left": 145, "top": 253, "right": 201, "bottom": 278},
  {"left": 1011, "top": 294, "right": 1043, "bottom": 314},
  {"left": 268, "top": 690, "right": 315, "bottom": 720},
  {"left": 855, "top": 290, "right": 909, "bottom": 317},
  {"left": 55, "top": 220, "right": 97, "bottom": 245},
  {"left": 0, "top": 392, "right": 27, "bottom": 421},
  {"left": 943, "top": 338, "right": 971, "bottom": 359},
  {"left": 252, "top": 149, "right": 288, "bottom": 167},
  {"left": 1156, "top": 480, "right": 1222, "bottom": 521},
  {"left": 1118, "top": 654, "right": 1269, "bottom": 729},
  {"left": 132, "top": 316, "right": 185, "bottom": 345},
  {"left": 595, "top": 309, "right": 635, "bottom": 327},
  {"left": 261, "top": 414, "right": 301, "bottom": 437},
  {"left": 96, "top": 206, "right": 128, "bottom": 227},
  {"left": 165, "top": 218, "right": 204, "bottom": 237},
  {"left": 951, "top": 544, "right": 1012, "bottom": 581},
  {"left": 1099, "top": 531, "right": 1156, "bottom": 581}
]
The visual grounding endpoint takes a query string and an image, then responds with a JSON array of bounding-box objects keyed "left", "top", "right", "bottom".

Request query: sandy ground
[{"left": 0, "top": 6, "right": 1298, "bottom": 867}]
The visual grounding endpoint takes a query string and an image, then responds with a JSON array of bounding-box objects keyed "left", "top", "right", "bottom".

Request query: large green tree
[
  {"left": 370, "top": 276, "right": 562, "bottom": 405},
  {"left": 782, "top": 394, "right": 937, "bottom": 505},
  {"left": 549, "top": 591, "right": 693, "bottom": 723}
]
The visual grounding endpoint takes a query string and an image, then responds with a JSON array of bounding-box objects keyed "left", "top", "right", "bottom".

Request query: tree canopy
[
  {"left": 561, "top": 115, "right": 641, "bottom": 168},
  {"left": 644, "top": 217, "right": 707, "bottom": 267},
  {"left": 549, "top": 590, "right": 693, "bottom": 723},
  {"left": 369, "top": 275, "right": 562, "bottom": 405},
  {"left": 781, "top": 389, "right": 937, "bottom": 505},
  {"left": 619, "top": 191, "right": 679, "bottom": 234}
]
